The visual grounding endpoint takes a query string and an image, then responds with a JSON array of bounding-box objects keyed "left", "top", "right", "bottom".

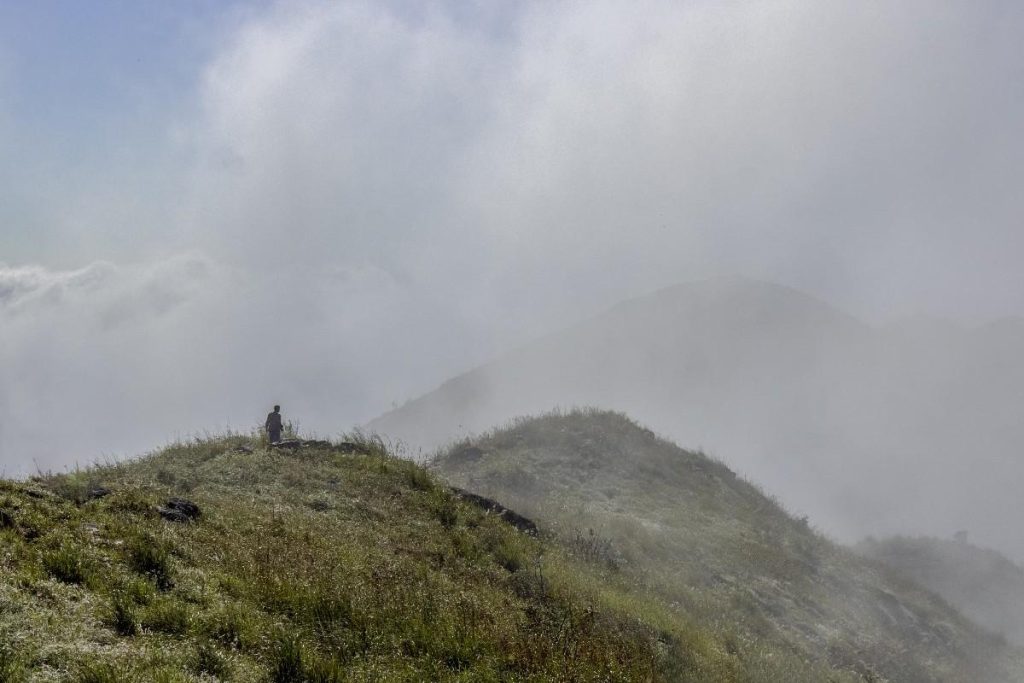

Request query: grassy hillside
[
  {"left": 857, "top": 536, "right": 1024, "bottom": 646},
  {"left": 0, "top": 433, "right": 736, "bottom": 682},
  {"left": 370, "top": 278, "right": 1024, "bottom": 562},
  {"left": 433, "top": 409, "right": 1024, "bottom": 683}
]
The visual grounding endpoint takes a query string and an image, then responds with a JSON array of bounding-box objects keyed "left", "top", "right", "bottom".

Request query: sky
[{"left": 1, "top": 0, "right": 1023, "bottom": 539}]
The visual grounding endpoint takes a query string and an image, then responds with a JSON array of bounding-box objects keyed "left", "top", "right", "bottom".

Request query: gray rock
[
  {"left": 449, "top": 487, "right": 538, "bottom": 534},
  {"left": 159, "top": 497, "right": 201, "bottom": 523}
]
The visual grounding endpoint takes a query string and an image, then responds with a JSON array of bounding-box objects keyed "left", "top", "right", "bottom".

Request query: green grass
[
  {"left": 0, "top": 644, "right": 24, "bottom": 683},
  {"left": 106, "top": 592, "right": 139, "bottom": 636},
  {"left": 434, "top": 408, "right": 1024, "bottom": 683},
  {"left": 126, "top": 532, "right": 174, "bottom": 590},
  {"left": 41, "top": 545, "right": 90, "bottom": 585},
  {"left": 0, "top": 430, "right": 737, "bottom": 681},
  {"left": 9, "top": 416, "right": 1019, "bottom": 681}
]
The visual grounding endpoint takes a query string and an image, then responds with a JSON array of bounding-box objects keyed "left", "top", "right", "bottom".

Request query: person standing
[{"left": 265, "top": 405, "right": 283, "bottom": 444}]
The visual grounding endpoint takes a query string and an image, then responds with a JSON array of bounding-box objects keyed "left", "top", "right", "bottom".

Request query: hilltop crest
[
  {"left": 0, "top": 433, "right": 707, "bottom": 681},
  {"left": 370, "top": 278, "right": 1024, "bottom": 562},
  {"left": 435, "top": 409, "right": 1024, "bottom": 683}
]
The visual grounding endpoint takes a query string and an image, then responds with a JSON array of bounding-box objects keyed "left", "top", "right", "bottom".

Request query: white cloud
[
  {"left": 175, "top": 0, "right": 1024, "bottom": 327},
  {"left": 0, "top": 256, "right": 225, "bottom": 470},
  {"left": 0, "top": 252, "right": 483, "bottom": 472}
]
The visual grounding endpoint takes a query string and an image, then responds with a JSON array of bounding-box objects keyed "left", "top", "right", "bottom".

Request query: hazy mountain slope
[
  {"left": 0, "top": 434, "right": 753, "bottom": 682},
  {"left": 858, "top": 536, "right": 1024, "bottom": 647},
  {"left": 369, "top": 278, "right": 1024, "bottom": 560},
  {"left": 373, "top": 277, "right": 869, "bottom": 454},
  {"left": 434, "top": 410, "right": 1024, "bottom": 683}
]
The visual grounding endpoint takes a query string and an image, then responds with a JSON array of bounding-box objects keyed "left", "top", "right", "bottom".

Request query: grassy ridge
[
  {"left": 433, "top": 409, "right": 1024, "bottom": 683},
  {"left": 0, "top": 432, "right": 745, "bottom": 682}
]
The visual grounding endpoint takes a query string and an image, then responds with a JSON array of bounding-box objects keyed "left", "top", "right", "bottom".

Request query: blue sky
[
  {"left": 0, "top": 0, "right": 525, "bottom": 266},
  {"left": 0, "top": 0, "right": 262, "bottom": 264}
]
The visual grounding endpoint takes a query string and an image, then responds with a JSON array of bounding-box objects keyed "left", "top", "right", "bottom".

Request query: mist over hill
[
  {"left": 1, "top": 434, "right": 697, "bottom": 680},
  {"left": 858, "top": 535, "right": 1024, "bottom": 647},
  {"left": 7, "top": 425, "right": 991, "bottom": 682},
  {"left": 370, "top": 278, "right": 1024, "bottom": 561},
  {"left": 434, "top": 409, "right": 1024, "bottom": 682}
]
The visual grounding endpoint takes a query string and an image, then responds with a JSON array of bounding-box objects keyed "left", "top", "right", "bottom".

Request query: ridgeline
[
  {"left": 433, "top": 409, "right": 1024, "bottom": 683},
  {"left": 1, "top": 432, "right": 726, "bottom": 682},
  {"left": 1, "top": 412, "right": 1021, "bottom": 681}
]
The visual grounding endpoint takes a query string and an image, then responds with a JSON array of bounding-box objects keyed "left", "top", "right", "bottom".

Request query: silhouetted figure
[{"left": 266, "top": 405, "right": 283, "bottom": 444}]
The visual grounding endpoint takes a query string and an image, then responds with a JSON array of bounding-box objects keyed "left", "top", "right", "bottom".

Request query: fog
[{"left": 2, "top": 1, "right": 1023, "bottom": 562}]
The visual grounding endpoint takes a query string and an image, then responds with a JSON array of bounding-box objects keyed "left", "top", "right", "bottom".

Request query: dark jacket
[{"left": 265, "top": 411, "right": 283, "bottom": 432}]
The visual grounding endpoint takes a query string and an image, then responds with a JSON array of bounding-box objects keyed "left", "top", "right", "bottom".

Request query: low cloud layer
[
  {"left": 0, "top": 254, "right": 482, "bottom": 471},
  {"left": 2, "top": 1, "right": 1023, "bottom": 559}
]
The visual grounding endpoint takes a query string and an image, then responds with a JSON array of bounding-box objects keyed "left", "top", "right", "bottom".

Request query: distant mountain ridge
[
  {"left": 371, "top": 277, "right": 866, "bottom": 448},
  {"left": 369, "top": 277, "right": 1024, "bottom": 560}
]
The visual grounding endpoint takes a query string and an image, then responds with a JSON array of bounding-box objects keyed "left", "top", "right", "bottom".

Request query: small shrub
[
  {"left": 449, "top": 530, "right": 482, "bottom": 562},
  {"left": 431, "top": 491, "right": 459, "bottom": 529},
  {"left": 147, "top": 671, "right": 190, "bottom": 683},
  {"left": 192, "top": 642, "right": 232, "bottom": 679},
  {"left": 200, "top": 604, "right": 253, "bottom": 649},
  {"left": 107, "top": 593, "right": 138, "bottom": 636},
  {"left": 141, "top": 598, "right": 191, "bottom": 635},
  {"left": 216, "top": 574, "right": 245, "bottom": 599},
  {"left": 405, "top": 463, "right": 434, "bottom": 492},
  {"left": 269, "top": 633, "right": 343, "bottom": 683},
  {"left": 307, "top": 591, "right": 353, "bottom": 630},
  {"left": 107, "top": 490, "right": 155, "bottom": 514},
  {"left": 127, "top": 533, "right": 173, "bottom": 589},
  {"left": 270, "top": 633, "right": 305, "bottom": 683},
  {"left": 74, "top": 662, "right": 132, "bottom": 683},
  {"left": 155, "top": 469, "right": 177, "bottom": 486},
  {"left": 482, "top": 527, "right": 526, "bottom": 573},
  {"left": 437, "top": 505, "right": 458, "bottom": 529},
  {"left": 0, "top": 643, "right": 24, "bottom": 683},
  {"left": 48, "top": 473, "right": 101, "bottom": 505},
  {"left": 305, "top": 497, "right": 333, "bottom": 512},
  {"left": 568, "top": 528, "right": 622, "bottom": 571},
  {"left": 16, "top": 512, "right": 46, "bottom": 542},
  {"left": 492, "top": 537, "right": 525, "bottom": 573},
  {"left": 304, "top": 656, "right": 344, "bottom": 683},
  {"left": 122, "top": 577, "right": 155, "bottom": 605},
  {"left": 509, "top": 564, "right": 549, "bottom": 601},
  {"left": 42, "top": 545, "right": 89, "bottom": 585}
]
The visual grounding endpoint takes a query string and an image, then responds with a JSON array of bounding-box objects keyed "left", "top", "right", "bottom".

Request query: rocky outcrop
[
  {"left": 158, "top": 498, "right": 201, "bottom": 523},
  {"left": 87, "top": 487, "right": 112, "bottom": 500},
  {"left": 269, "top": 439, "right": 373, "bottom": 455},
  {"left": 449, "top": 487, "right": 538, "bottom": 534}
]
